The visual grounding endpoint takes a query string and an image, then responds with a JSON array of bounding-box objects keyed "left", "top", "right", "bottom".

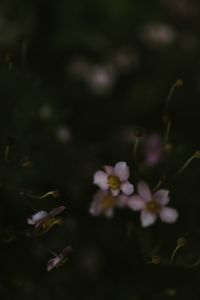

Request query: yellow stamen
[
  {"left": 108, "top": 176, "right": 121, "bottom": 190},
  {"left": 146, "top": 200, "right": 160, "bottom": 214}
]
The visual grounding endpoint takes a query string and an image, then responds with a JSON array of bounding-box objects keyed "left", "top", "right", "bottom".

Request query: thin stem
[
  {"left": 134, "top": 137, "right": 139, "bottom": 159},
  {"left": 183, "top": 258, "right": 200, "bottom": 269},
  {"left": 153, "top": 179, "right": 163, "bottom": 192},
  {"left": 5, "top": 145, "right": 10, "bottom": 162},
  {"left": 164, "top": 118, "right": 171, "bottom": 144},
  {"left": 164, "top": 80, "right": 183, "bottom": 116},
  {"left": 170, "top": 244, "right": 182, "bottom": 264},
  {"left": 170, "top": 237, "right": 186, "bottom": 265},
  {"left": 163, "top": 79, "right": 183, "bottom": 144},
  {"left": 170, "top": 154, "right": 196, "bottom": 183}
]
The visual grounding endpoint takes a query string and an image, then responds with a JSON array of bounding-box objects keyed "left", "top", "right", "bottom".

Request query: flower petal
[
  {"left": 27, "top": 218, "right": 35, "bottom": 225},
  {"left": 138, "top": 181, "right": 152, "bottom": 202},
  {"left": 93, "top": 171, "right": 108, "bottom": 190},
  {"left": 127, "top": 195, "right": 145, "bottom": 211},
  {"left": 114, "top": 161, "right": 129, "bottom": 181},
  {"left": 89, "top": 203, "right": 101, "bottom": 216},
  {"left": 28, "top": 211, "right": 48, "bottom": 224},
  {"left": 47, "top": 257, "right": 62, "bottom": 271},
  {"left": 49, "top": 206, "right": 66, "bottom": 216},
  {"left": 153, "top": 189, "right": 170, "bottom": 205},
  {"left": 159, "top": 207, "right": 178, "bottom": 223},
  {"left": 61, "top": 246, "right": 72, "bottom": 257},
  {"left": 121, "top": 181, "right": 134, "bottom": 195},
  {"left": 104, "top": 165, "right": 114, "bottom": 175},
  {"left": 141, "top": 210, "right": 157, "bottom": 227}
]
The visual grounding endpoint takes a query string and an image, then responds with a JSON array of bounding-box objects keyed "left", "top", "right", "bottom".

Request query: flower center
[
  {"left": 146, "top": 200, "right": 160, "bottom": 214},
  {"left": 107, "top": 175, "right": 121, "bottom": 190},
  {"left": 101, "top": 195, "right": 117, "bottom": 210}
]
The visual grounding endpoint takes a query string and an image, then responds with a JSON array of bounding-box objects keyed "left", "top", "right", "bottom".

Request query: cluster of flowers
[
  {"left": 90, "top": 161, "right": 178, "bottom": 227},
  {"left": 27, "top": 205, "right": 72, "bottom": 271}
]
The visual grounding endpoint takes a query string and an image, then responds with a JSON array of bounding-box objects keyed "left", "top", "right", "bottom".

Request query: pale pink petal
[
  {"left": 141, "top": 210, "right": 157, "bottom": 227},
  {"left": 121, "top": 181, "right": 134, "bottom": 195},
  {"left": 114, "top": 161, "right": 129, "bottom": 181},
  {"left": 138, "top": 181, "right": 152, "bottom": 202},
  {"left": 47, "top": 256, "right": 61, "bottom": 271},
  {"left": 159, "top": 207, "right": 178, "bottom": 223},
  {"left": 145, "top": 134, "right": 163, "bottom": 166},
  {"left": 61, "top": 246, "right": 72, "bottom": 257},
  {"left": 28, "top": 211, "right": 48, "bottom": 224},
  {"left": 104, "top": 165, "right": 114, "bottom": 175},
  {"left": 89, "top": 204, "right": 102, "bottom": 216},
  {"left": 153, "top": 189, "right": 170, "bottom": 205},
  {"left": 90, "top": 190, "right": 110, "bottom": 216},
  {"left": 49, "top": 206, "right": 66, "bottom": 216},
  {"left": 127, "top": 195, "right": 145, "bottom": 210},
  {"left": 93, "top": 171, "right": 108, "bottom": 190},
  {"left": 111, "top": 188, "right": 120, "bottom": 196},
  {"left": 27, "top": 218, "right": 35, "bottom": 225}
]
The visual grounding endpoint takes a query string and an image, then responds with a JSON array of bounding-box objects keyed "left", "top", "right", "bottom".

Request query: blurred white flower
[
  {"left": 86, "top": 65, "right": 116, "bottom": 94},
  {"left": 89, "top": 190, "right": 127, "bottom": 218},
  {"left": 140, "top": 23, "right": 176, "bottom": 47},
  {"left": 55, "top": 126, "right": 71, "bottom": 144},
  {"left": 144, "top": 134, "right": 165, "bottom": 167},
  {"left": 38, "top": 104, "right": 53, "bottom": 120}
]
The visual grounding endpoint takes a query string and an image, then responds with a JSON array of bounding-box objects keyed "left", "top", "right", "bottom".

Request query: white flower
[
  {"left": 47, "top": 246, "right": 72, "bottom": 271},
  {"left": 127, "top": 181, "right": 178, "bottom": 227},
  {"left": 93, "top": 161, "right": 134, "bottom": 196},
  {"left": 89, "top": 190, "right": 127, "bottom": 218},
  {"left": 27, "top": 206, "right": 66, "bottom": 229}
]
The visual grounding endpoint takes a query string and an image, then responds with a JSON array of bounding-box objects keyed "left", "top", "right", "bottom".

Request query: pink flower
[
  {"left": 93, "top": 161, "right": 134, "bottom": 196},
  {"left": 127, "top": 181, "right": 178, "bottom": 227},
  {"left": 144, "top": 134, "right": 164, "bottom": 167},
  {"left": 47, "top": 246, "right": 72, "bottom": 271},
  {"left": 27, "top": 206, "right": 66, "bottom": 229},
  {"left": 89, "top": 190, "right": 127, "bottom": 218}
]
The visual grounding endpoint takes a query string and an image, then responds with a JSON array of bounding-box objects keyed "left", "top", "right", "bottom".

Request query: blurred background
[{"left": 1, "top": 0, "right": 200, "bottom": 299}]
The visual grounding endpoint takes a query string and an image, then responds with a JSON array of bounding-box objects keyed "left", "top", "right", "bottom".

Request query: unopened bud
[
  {"left": 152, "top": 255, "right": 160, "bottom": 265},
  {"left": 195, "top": 151, "right": 200, "bottom": 158},
  {"left": 51, "top": 190, "right": 60, "bottom": 198},
  {"left": 175, "top": 79, "right": 183, "bottom": 87},
  {"left": 177, "top": 237, "right": 187, "bottom": 247},
  {"left": 134, "top": 127, "right": 143, "bottom": 138}
]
